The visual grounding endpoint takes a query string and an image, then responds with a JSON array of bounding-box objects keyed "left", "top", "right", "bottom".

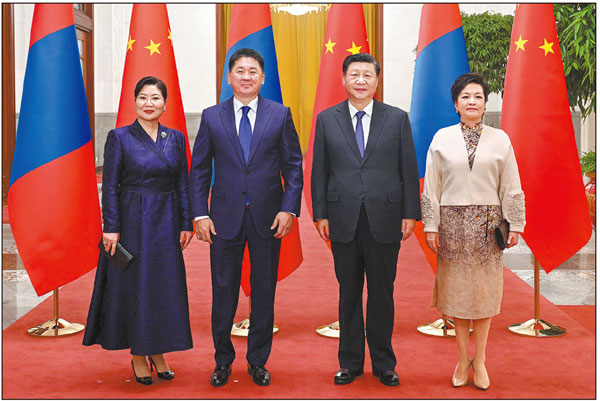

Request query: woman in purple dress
[{"left": 83, "top": 76, "right": 194, "bottom": 385}]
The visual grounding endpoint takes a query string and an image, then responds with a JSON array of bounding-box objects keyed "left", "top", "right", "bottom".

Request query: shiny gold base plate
[
  {"left": 417, "top": 318, "right": 473, "bottom": 337},
  {"left": 230, "top": 318, "right": 279, "bottom": 337},
  {"left": 316, "top": 320, "right": 340, "bottom": 338},
  {"left": 27, "top": 318, "right": 85, "bottom": 337},
  {"left": 508, "top": 318, "right": 567, "bottom": 337}
]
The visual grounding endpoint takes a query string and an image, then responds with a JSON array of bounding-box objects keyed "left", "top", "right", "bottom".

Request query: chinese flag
[
  {"left": 117, "top": 4, "right": 191, "bottom": 166},
  {"left": 222, "top": 4, "right": 303, "bottom": 296},
  {"left": 304, "top": 4, "right": 370, "bottom": 218},
  {"left": 8, "top": 4, "right": 102, "bottom": 295},
  {"left": 410, "top": 4, "right": 469, "bottom": 273},
  {"left": 501, "top": 4, "right": 592, "bottom": 272}
]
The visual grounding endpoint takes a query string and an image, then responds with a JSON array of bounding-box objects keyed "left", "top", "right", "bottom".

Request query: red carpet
[
  {"left": 2, "top": 201, "right": 595, "bottom": 399},
  {"left": 557, "top": 305, "right": 596, "bottom": 335}
]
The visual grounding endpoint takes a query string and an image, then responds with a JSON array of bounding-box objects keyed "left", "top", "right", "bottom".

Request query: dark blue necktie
[
  {"left": 239, "top": 106, "right": 252, "bottom": 163},
  {"left": 355, "top": 110, "right": 366, "bottom": 157},
  {"left": 239, "top": 106, "right": 252, "bottom": 206}
]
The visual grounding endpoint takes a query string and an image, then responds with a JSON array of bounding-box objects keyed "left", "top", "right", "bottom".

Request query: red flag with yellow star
[
  {"left": 303, "top": 4, "right": 370, "bottom": 217},
  {"left": 117, "top": 4, "right": 191, "bottom": 165},
  {"left": 501, "top": 4, "right": 592, "bottom": 272}
]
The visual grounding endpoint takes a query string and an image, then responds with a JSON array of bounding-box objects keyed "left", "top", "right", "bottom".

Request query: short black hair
[
  {"left": 228, "top": 48, "right": 265, "bottom": 72},
  {"left": 134, "top": 76, "right": 167, "bottom": 100},
  {"left": 451, "top": 73, "right": 489, "bottom": 103},
  {"left": 342, "top": 53, "right": 380, "bottom": 76}
]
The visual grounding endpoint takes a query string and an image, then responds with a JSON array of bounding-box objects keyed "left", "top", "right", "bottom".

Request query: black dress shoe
[
  {"left": 374, "top": 370, "right": 400, "bottom": 386},
  {"left": 334, "top": 368, "right": 363, "bottom": 385},
  {"left": 131, "top": 360, "right": 153, "bottom": 385},
  {"left": 210, "top": 365, "right": 231, "bottom": 387},
  {"left": 248, "top": 364, "right": 271, "bottom": 386},
  {"left": 148, "top": 356, "right": 174, "bottom": 380}
]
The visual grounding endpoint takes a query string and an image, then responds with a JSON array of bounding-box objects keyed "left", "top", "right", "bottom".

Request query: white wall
[
  {"left": 13, "top": 4, "right": 34, "bottom": 113},
  {"left": 168, "top": 4, "right": 216, "bottom": 113},
  {"left": 381, "top": 4, "right": 421, "bottom": 111}
]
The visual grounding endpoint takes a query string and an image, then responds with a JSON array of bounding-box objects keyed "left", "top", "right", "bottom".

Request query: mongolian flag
[
  {"left": 221, "top": 4, "right": 302, "bottom": 296},
  {"left": 304, "top": 3, "right": 370, "bottom": 218},
  {"left": 7, "top": 4, "right": 102, "bottom": 296},
  {"left": 117, "top": 4, "right": 191, "bottom": 166},
  {"left": 501, "top": 4, "right": 592, "bottom": 272},
  {"left": 409, "top": 4, "right": 470, "bottom": 272}
]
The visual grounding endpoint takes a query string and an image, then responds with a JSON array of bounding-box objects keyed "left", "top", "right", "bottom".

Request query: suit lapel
[
  {"left": 334, "top": 100, "right": 362, "bottom": 162},
  {"left": 248, "top": 95, "right": 273, "bottom": 165},
  {"left": 219, "top": 97, "right": 245, "bottom": 165},
  {"left": 362, "top": 99, "right": 388, "bottom": 165}
]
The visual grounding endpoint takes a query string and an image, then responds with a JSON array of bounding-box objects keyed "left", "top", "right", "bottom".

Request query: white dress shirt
[
  {"left": 348, "top": 99, "right": 374, "bottom": 146},
  {"left": 233, "top": 96, "right": 258, "bottom": 134}
]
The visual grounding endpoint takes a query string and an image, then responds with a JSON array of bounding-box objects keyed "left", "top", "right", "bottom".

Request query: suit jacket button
[
  {"left": 245, "top": 171, "right": 249, "bottom": 175},
  {"left": 242, "top": 191, "right": 247, "bottom": 195}
]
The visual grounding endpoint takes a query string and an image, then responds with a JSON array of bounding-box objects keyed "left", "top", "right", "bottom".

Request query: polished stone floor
[
  {"left": 503, "top": 231, "right": 596, "bottom": 306},
  {"left": 2, "top": 224, "right": 596, "bottom": 330}
]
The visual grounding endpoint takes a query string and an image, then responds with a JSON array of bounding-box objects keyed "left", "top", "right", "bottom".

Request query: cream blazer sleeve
[
  {"left": 421, "top": 135, "right": 442, "bottom": 232},
  {"left": 498, "top": 142, "right": 526, "bottom": 232}
]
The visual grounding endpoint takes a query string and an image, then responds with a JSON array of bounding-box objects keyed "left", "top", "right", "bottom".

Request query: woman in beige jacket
[{"left": 422, "top": 73, "right": 525, "bottom": 390}]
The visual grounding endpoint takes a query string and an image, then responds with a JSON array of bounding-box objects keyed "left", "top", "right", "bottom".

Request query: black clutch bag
[
  {"left": 494, "top": 220, "right": 510, "bottom": 250},
  {"left": 98, "top": 240, "right": 134, "bottom": 269}
]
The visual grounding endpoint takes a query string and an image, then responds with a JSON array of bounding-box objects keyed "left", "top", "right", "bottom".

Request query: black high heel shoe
[
  {"left": 131, "top": 360, "right": 153, "bottom": 385},
  {"left": 148, "top": 356, "right": 175, "bottom": 380}
]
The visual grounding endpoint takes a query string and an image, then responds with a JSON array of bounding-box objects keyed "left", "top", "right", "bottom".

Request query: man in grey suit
[{"left": 311, "top": 53, "right": 421, "bottom": 386}]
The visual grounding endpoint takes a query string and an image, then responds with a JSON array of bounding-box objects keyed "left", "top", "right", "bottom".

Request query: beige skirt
[{"left": 431, "top": 205, "right": 504, "bottom": 319}]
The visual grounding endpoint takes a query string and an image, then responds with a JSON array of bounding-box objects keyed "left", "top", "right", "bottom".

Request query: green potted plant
[
  {"left": 580, "top": 150, "right": 595, "bottom": 230},
  {"left": 580, "top": 150, "right": 596, "bottom": 176}
]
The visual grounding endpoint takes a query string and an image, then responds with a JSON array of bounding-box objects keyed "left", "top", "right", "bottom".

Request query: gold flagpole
[
  {"left": 27, "top": 289, "right": 85, "bottom": 337},
  {"left": 508, "top": 257, "right": 566, "bottom": 337}
]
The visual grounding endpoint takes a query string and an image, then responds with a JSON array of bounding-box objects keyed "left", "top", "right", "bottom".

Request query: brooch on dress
[{"left": 160, "top": 131, "right": 167, "bottom": 139}]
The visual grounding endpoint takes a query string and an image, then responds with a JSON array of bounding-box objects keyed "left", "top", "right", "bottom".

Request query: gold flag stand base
[
  {"left": 508, "top": 257, "right": 567, "bottom": 338},
  {"left": 27, "top": 289, "right": 85, "bottom": 337},
  {"left": 28, "top": 318, "right": 85, "bottom": 337},
  {"left": 508, "top": 318, "right": 566, "bottom": 337},
  {"left": 230, "top": 318, "right": 279, "bottom": 337},
  {"left": 316, "top": 320, "right": 339, "bottom": 338},
  {"left": 417, "top": 317, "right": 474, "bottom": 337}
]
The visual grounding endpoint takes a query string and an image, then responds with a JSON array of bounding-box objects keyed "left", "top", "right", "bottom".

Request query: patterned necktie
[
  {"left": 239, "top": 105, "right": 252, "bottom": 163},
  {"left": 355, "top": 110, "right": 366, "bottom": 157}
]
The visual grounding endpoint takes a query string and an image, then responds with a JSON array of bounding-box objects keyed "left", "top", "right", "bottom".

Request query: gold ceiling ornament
[{"left": 270, "top": 4, "right": 329, "bottom": 16}]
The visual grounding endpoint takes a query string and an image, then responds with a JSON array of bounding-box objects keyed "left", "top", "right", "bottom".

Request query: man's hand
[
  {"left": 401, "top": 219, "right": 416, "bottom": 241},
  {"left": 425, "top": 232, "right": 439, "bottom": 254},
  {"left": 195, "top": 218, "right": 216, "bottom": 244},
  {"left": 315, "top": 219, "right": 330, "bottom": 241},
  {"left": 271, "top": 212, "right": 294, "bottom": 239},
  {"left": 180, "top": 231, "right": 194, "bottom": 250}
]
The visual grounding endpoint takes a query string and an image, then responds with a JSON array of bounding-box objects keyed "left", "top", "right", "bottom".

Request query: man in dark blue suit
[{"left": 190, "top": 48, "right": 303, "bottom": 387}]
